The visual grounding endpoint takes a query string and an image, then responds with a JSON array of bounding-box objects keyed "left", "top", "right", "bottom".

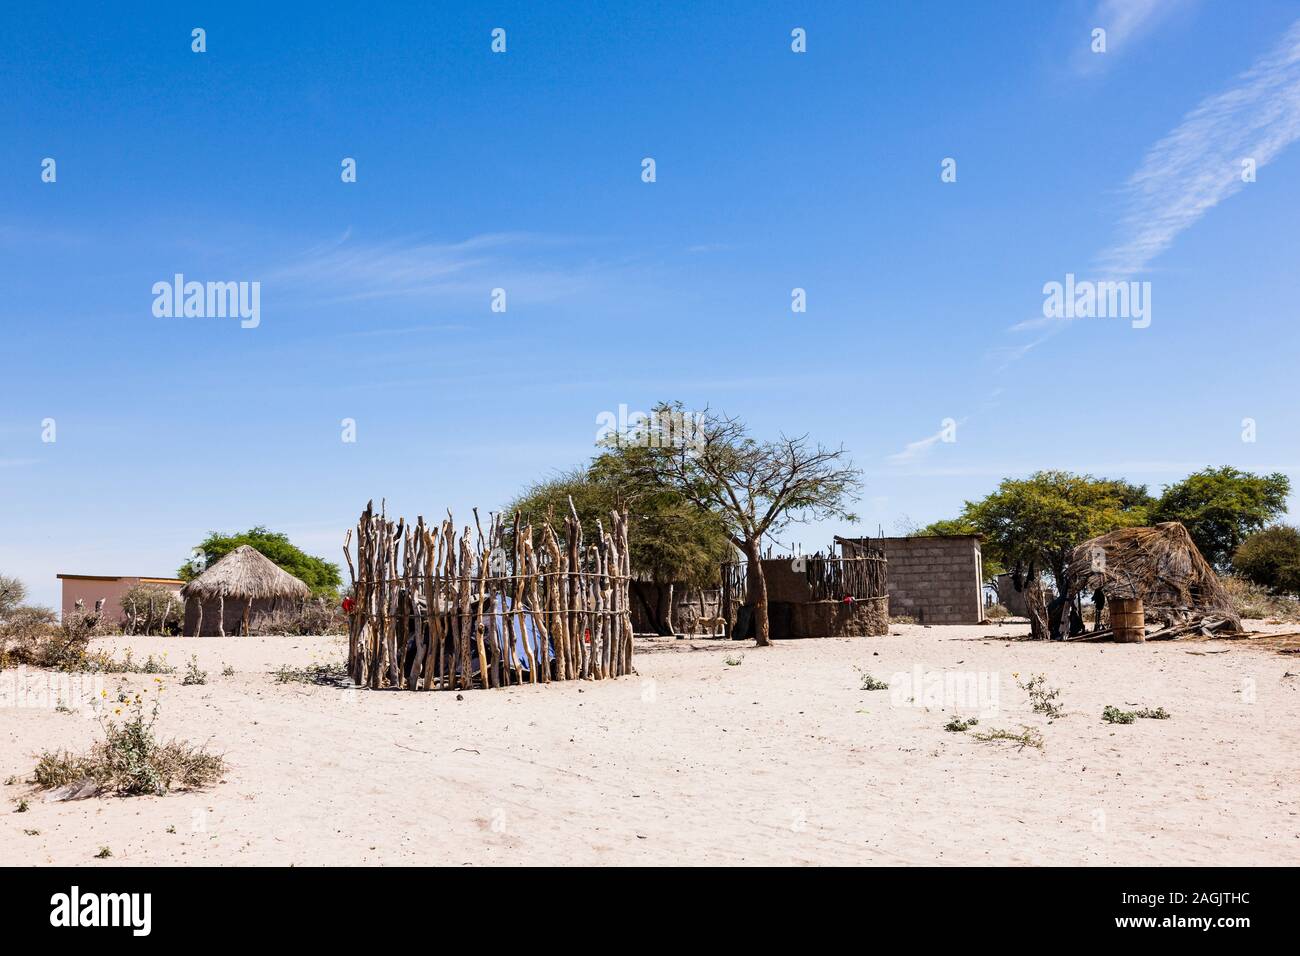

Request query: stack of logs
[{"left": 343, "top": 500, "right": 634, "bottom": 690}]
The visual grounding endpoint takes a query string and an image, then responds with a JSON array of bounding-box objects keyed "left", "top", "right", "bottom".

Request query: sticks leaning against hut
[{"left": 342, "top": 500, "right": 634, "bottom": 690}]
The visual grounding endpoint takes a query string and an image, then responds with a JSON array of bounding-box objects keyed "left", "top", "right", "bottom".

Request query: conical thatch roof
[
  {"left": 181, "top": 545, "right": 311, "bottom": 602},
  {"left": 1067, "top": 522, "right": 1239, "bottom": 628}
]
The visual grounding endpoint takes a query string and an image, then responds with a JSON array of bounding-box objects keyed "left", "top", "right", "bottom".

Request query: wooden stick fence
[
  {"left": 342, "top": 500, "right": 634, "bottom": 690},
  {"left": 804, "top": 554, "right": 888, "bottom": 602}
]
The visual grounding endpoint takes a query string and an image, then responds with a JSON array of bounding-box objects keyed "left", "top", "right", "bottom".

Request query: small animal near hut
[
  {"left": 181, "top": 545, "right": 312, "bottom": 636},
  {"left": 343, "top": 500, "right": 634, "bottom": 690},
  {"left": 1063, "top": 521, "right": 1243, "bottom": 641}
]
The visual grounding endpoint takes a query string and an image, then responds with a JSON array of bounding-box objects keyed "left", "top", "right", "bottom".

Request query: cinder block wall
[{"left": 873, "top": 536, "right": 984, "bottom": 624}]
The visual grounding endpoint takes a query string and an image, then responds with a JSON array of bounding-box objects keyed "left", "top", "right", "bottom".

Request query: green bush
[{"left": 1232, "top": 525, "right": 1300, "bottom": 596}]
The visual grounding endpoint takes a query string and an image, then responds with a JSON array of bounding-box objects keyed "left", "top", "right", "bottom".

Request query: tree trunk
[
  {"left": 1024, "top": 572, "right": 1050, "bottom": 641},
  {"left": 744, "top": 538, "right": 771, "bottom": 647},
  {"left": 656, "top": 582, "right": 675, "bottom": 636}
]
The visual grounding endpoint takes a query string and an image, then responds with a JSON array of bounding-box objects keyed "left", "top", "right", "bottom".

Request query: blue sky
[{"left": 4, "top": 0, "right": 1300, "bottom": 610}]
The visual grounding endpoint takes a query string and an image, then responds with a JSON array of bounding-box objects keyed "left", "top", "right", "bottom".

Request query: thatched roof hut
[
  {"left": 1066, "top": 522, "right": 1240, "bottom": 630},
  {"left": 181, "top": 545, "right": 311, "bottom": 636}
]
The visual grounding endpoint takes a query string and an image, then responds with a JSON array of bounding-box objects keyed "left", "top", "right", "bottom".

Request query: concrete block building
[{"left": 837, "top": 534, "right": 985, "bottom": 624}]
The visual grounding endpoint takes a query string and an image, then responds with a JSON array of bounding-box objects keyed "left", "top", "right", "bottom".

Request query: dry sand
[{"left": 2, "top": 622, "right": 1298, "bottom": 866}]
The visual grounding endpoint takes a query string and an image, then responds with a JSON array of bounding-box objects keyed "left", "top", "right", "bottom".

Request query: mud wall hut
[
  {"left": 181, "top": 545, "right": 311, "bottom": 636},
  {"left": 723, "top": 550, "right": 889, "bottom": 640}
]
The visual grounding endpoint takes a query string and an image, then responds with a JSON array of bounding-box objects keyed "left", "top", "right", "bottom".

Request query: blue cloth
[{"left": 487, "top": 595, "right": 554, "bottom": 669}]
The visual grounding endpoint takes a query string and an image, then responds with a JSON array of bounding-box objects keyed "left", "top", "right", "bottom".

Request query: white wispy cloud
[
  {"left": 1096, "top": 0, "right": 1185, "bottom": 49},
  {"left": 982, "top": 20, "right": 1300, "bottom": 362},
  {"left": 887, "top": 418, "right": 965, "bottom": 464},
  {"left": 1099, "top": 18, "right": 1300, "bottom": 276},
  {"left": 269, "top": 231, "right": 598, "bottom": 305},
  {"left": 1073, "top": 0, "right": 1188, "bottom": 74}
]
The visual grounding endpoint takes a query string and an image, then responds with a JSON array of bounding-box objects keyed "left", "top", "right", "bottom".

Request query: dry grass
[
  {"left": 970, "top": 725, "right": 1044, "bottom": 750},
  {"left": 1219, "top": 575, "right": 1300, "bottom": 623},
  {"left": 271, "top": 659, "right": 350, "bottom": 686},
  {"left": 249, "top": 598, "right": 345, "bottom": 636}
]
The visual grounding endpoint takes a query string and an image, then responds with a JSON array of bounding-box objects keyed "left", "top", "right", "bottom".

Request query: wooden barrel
[{"left": 1111, "top": 597, "right": 1145, "bottom": 643}]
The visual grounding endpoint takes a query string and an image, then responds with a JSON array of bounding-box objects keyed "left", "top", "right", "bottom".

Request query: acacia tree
[
  {"left": 506, "top": 456, "right": 732, "bottom": 634},
  {"left": 963, "top": 472, "right": 1151, "bottom": 593},
  {"left": 1151, "top": 467, "right": 1290, "bottom": 570},
  {"left": 942, "top": 471, "right": 1151, "bottom": 638},
  {"left": 638, "top": 405, "right": 861, "bottom": 647}
]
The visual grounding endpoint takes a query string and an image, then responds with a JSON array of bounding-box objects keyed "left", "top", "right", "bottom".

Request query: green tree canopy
[
  {"left": 947, "top": 471, "right": 1152, "bottom": 591},
  {"left": 625, "top": 403, "right": 861, "bottom": 646},
  {"left": 506, "top": 449, "right": 733, "bottom": 590},
  {"left": 1232, "top": 524, "right": 1300, "bottom": 595},
  {"left": 1151, "top": 467, "right": 1291, "bottom": 570},
  {"left": 179, "top": 527, "right": 342, "bottom": 598}
]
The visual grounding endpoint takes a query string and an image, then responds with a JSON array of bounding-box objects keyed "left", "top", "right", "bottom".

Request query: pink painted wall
[{"left": 58, "top": 576, "right": 184, "bottom": 623}]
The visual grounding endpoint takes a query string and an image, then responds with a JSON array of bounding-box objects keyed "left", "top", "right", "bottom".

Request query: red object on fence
[
  {"left": 342, "top": 597, "right": 355, "bottom": 613},
  {"left": 843, "top": 595, "right": 854, "bottom": 603}
]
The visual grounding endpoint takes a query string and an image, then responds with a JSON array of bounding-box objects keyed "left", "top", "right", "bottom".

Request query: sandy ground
[{"left": 2, "top": 622, "right": 1298, "bottom": 866}]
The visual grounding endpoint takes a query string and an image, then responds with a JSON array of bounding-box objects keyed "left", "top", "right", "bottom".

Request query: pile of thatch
[{"left": 1066, "top": 522, "right": 1240, "bottom": 631}]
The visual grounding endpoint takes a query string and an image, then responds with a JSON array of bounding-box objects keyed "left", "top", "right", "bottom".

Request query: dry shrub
[
  {"left": 0, "top": 605, "right": 58, "bottom": 667},
  {"left": 1219, "top": 574, "right": 1300, "bottom": 622},
  {"left": 0, "top": 606, "right": 167, "bottom": 673},
  {"left": 0, "top": 574, "right": 27, "bottom": 617},
  {"left": 0, "top": 606, "right": 112, "bottom": 670},
  {"left": 119, "top": 584, "right": 183, "bottom": 635},
  {"left": 249, "top": 598, "right": 345, "bottom": 636},
  {"left": 32, "top": 684, "right": 224, "bottom": 796}
]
